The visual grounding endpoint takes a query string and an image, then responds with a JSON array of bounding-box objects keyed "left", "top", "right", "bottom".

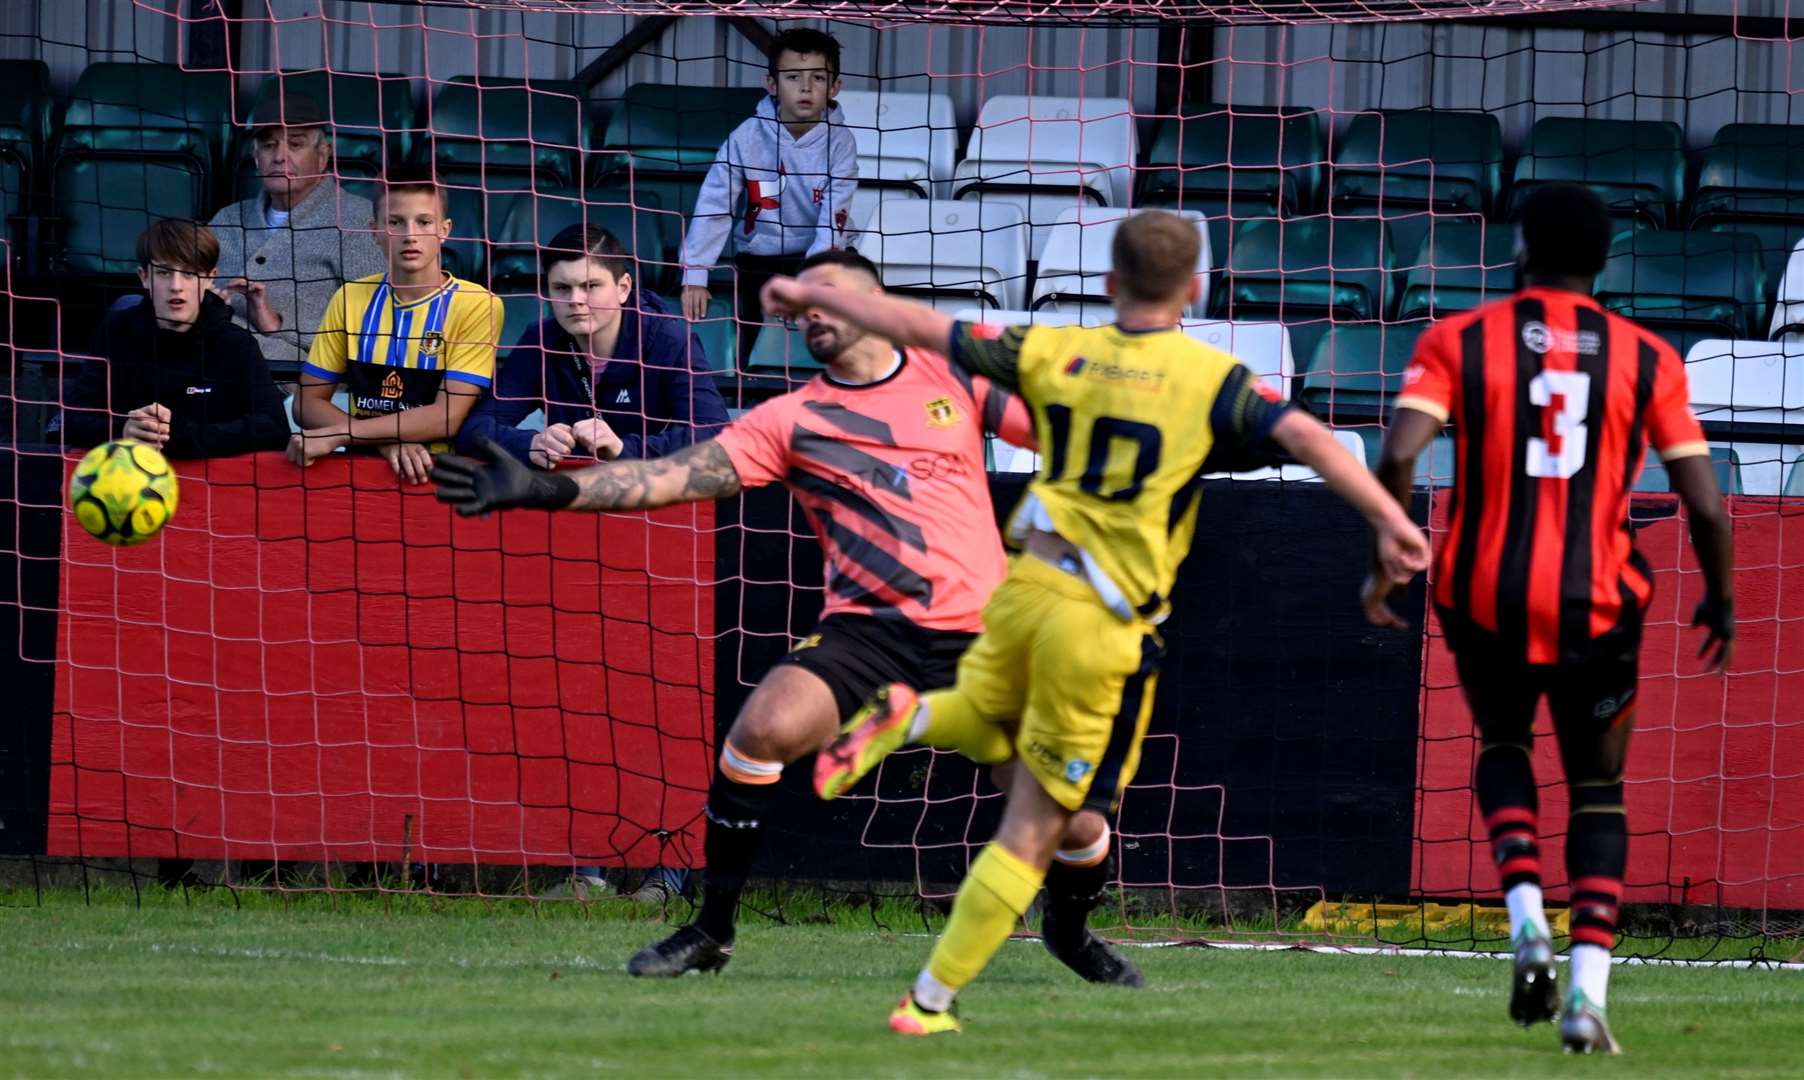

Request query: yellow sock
[
  {"left": 925, "top": 842, "right": 1045, "bottom": 991},
  {"left": 919, "top": 689, "right": 1013, "bottom": 765}
]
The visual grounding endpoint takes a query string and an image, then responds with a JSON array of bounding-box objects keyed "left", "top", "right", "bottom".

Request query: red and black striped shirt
[{"left": 1395, "top": 287, "right": 1708, "bottom": 665}]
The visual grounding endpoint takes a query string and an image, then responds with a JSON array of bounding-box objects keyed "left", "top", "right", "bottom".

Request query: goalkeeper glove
[
  {"left": 1691, "top": 593, "right": 1735, "bottom": 669},
  {"left": 432, "top": 436, "right": 579, "bottom": 516}
]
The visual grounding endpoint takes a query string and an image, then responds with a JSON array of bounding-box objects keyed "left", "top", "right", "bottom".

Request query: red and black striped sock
[{"left": 1477, "top": 745, "right": 1541, "bottom": 890}]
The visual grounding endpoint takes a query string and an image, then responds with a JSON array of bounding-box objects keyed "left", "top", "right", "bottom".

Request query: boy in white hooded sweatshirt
[{"left": 679, "top": 28, "right": 859, "bottom": 361}]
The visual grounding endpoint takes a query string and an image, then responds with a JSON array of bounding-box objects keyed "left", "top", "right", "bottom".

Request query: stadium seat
[
  {"left": 1508, "top": 117, "right": 1686, "bottom": 230},
  {"left": 1768, "top": 241, "right": 1804, "bottom": 341},
  {"left": 835, "top": 90, "right": 959, "bottom": 227},
  {"left": 1691, "top": 123, "right": 1804, "bottom": 273},
  {"left": 1300, "top": 321, "right": 1426, "bottom": 421},
  {"left": 1396, "top": 221, "right": 1515, "bottom": 322},
  {"left": 1595, "top": 230, "right": 1766, "bottom": 356},
  {"left": 1215, "top": 216, "right": 1394, "bottom": 361},
  {"left": 1136, "top": 106, "right": 1324, "bottom": 260},
  {"left": 484, "top": 189, "right": 671, "bottom": 347},
  {"left": 950, "top": 94, "right": 1136, "bottom": 259},
  {"left": 0, "top": 60, "right": 50, "bottom": 260},
  {"left": 1786, "top": 453, "right": 1804, "bottom": 496},
  {"left": 1331, "top": 109, "right": 1502, "bottom": 261},
  {"left": 592, "top": 84, "right": 766, "bottom": 294},
  {"left": 1332, "top": 110, "right": 1503, "bottom": 217},
  {"left": 1682, "top": 339, "right": 1804, "bottom": 428},
  {"left": 855, "top": 198, "right": 1030, "bottom": 311},
  {"left": 597, "top": 83, "right": 766, "bottom": 175},
  {"left": 1030, "top": 207, "right": 1211, "bottom": 318},
  {"left": 233, "top": 71, "right": 417, "bottom": 202},
  {"left": 1634, "top": 445, "right": 1743, "bottom": 495},
  {"left": 51, "top": 62, "right": 234, "bottom": 276},
  {"left": 1353, "top": 427, "right": 1457, "bottom": 485},
  {"left": 745, "top": 321, "right": 821, "bottom": 375},
  {"left": 430, "top": 77, "right": 587, "bottom": 191}
]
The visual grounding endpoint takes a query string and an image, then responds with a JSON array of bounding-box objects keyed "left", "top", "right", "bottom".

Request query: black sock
[
  {"left": 1043, "top": 855, "right": 1110, "bottom": 940},
  {"left": 694, "top": 770, "right": 775, "bottom": 942}
]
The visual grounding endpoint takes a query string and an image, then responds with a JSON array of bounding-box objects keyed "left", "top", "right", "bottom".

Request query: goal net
[{"left": 0, "top": 0, "right": 1797, "bottom": 962}]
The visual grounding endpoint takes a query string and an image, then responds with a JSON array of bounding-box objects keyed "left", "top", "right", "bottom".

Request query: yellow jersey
[
  {"left": 950, "top": 320, "right": 1290, "bottom": 622},
  {"left": 304, "top": 272, "right": 503, "bottom": 433}
]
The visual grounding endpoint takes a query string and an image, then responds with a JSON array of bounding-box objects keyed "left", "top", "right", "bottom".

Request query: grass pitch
[{"left": 2, "top": 889, "right": 1799, "bottom": 1078}]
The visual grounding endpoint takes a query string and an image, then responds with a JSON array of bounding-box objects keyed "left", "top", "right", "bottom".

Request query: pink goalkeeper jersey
[{"left": 715, "top": 347, "right": 1035, "bottom": 632}]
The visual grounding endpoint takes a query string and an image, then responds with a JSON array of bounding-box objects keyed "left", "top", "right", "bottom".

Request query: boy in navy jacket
[{"left": 457, "top": 224, "right": 728, "bottom": 466}]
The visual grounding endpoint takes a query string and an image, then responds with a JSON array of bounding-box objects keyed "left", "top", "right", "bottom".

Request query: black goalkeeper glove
[
  {"left": 431, "top": 435, "right": 580, "bottom": 517},
  {"left": 1691, "top": 593, "right": 1735, "bottom": 670}
]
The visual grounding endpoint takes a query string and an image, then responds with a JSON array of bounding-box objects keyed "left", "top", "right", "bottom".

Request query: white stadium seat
[
  {"left": 836, "top": 90, "right": 961, "bottom": 232},
  {"left": 1685, "top": 338, "right": 1804, "bottom": 422},
  {"left": 951, "top": 94, "right": 1137, "bottom": 259},
  {"left": 1771, "top": 242, "right": 1804, "bottom": 341},
  {"left": 856, "top": 198, "right": 1030, "bottom": 312},
  {"left": 1031, "top": 207, "right": 1211, "bottom": 319}
]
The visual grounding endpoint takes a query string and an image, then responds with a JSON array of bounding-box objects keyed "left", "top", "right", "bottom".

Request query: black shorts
[
  {"left": 775, "top": 613, "right": 978, "bottom": 720},
  {"left": 1444, "top": 618, "right": 1639, "bottom": 749}
]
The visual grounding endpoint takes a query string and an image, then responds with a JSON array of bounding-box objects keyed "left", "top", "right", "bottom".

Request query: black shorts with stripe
[{"left": 776, "top": 613, "right": 978, "bottom": 719}]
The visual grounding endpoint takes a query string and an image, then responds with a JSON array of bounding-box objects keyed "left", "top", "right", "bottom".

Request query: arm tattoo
[{"left": 567, "top": 439, "right": 742, "bottom": 512}]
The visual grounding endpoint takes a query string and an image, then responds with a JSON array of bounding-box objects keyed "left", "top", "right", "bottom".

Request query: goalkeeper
[{"left": 434, "top": 250, "right": 1143, "bottom": 986}]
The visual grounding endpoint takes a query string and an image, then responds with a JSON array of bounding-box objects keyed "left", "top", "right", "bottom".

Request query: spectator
[
  {"left": 678, "top": 28, "right": 858, "bottom": 361},
  {"left": 457, "top": 224, "right": 728, "bottom": 467},
  {"left": 288, "top": 171, "right": 502, "bottom": 484},
  {"left": 58, "top": 219, "right": 289, "bottom": 458},
  {"left": 207, "top": 92, "right": 386, "bottom": 371}
]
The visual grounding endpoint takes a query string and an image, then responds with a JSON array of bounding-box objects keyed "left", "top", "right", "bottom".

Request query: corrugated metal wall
[{"left": 2, "top": 0, "right": 1799, "bottom": 147}]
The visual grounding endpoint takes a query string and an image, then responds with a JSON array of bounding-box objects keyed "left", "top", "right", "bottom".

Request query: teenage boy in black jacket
[
  {"left": 456, "top": 224, "right": 727, "bottom": 467},
  {"left": 60, "top": 219, "right": 290, "bottom": 457}
]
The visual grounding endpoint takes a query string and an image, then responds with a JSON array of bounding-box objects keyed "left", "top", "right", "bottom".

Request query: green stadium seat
[
  {"left": 430, "top": 77, "right": 587, "bottom": 190},
  {"left": 1300, "top": 322, "right": 1425, "bottom": 421},
  {"left": 1136, "top": 106, "right": 1324, "bottom": 258},
  {"left": 593, "top": 85, "right": 764, "bottom": 290},
  {"left": 596, "top": 83, "right": 765, "bottom": 175},
  {"left": 1635, "top": 446, "right": 1742, "bottom": 495},
  {"left": 684, "top": 294, "right": 739, "bottom": 373},
  {"left": 52, "top": 63, "right": 234, "bottom": 275},
  {"left": 1217, "top": 215, "right": 1393, "bottom": 328},
  {"left": 1595, "top": 230, "right": 1767, "bottom": 357},
  {"left": 1785, "top": 453, "right": 1804, "bottom": 497},
  {"left": 1397, "top": 221, "right": 1516, "bottom": 321},
  {"left": 1691, "top": 123, "right": 1804, "bottom": 274},
  {"left": 746, "top": 321, "right": 821, "bottom": 375},
  {"left": 1508, "top": 117, "right": 1685, "bottom": 230},
  {"left": 0, "top": 60, "right": 51, "bottom": 254},
  {"left": 233, "top": 71, "right": 417, "bottom": 202},
  {"left": 439, "top": 182, "right": 531, "bottom": 285},
  {"left": 1332, "top": 109, "right": 1502, "bottom": 217}
]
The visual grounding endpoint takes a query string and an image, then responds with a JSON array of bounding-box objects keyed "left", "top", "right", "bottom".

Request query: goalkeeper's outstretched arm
[{"left": 432, "top": 435, "right": 742, "bottom": 517}]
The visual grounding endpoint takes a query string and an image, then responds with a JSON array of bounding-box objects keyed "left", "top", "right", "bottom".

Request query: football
[{"left": 67, "top": 440, "right": 179, "bottom": 546}]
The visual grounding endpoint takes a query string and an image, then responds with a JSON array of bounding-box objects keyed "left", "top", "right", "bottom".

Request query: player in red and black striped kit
[{"left": 1365, "top": 184, "right": 1735, "bottom": 1055}]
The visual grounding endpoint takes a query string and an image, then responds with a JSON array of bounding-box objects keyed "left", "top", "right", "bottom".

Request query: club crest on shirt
[
  {"left": 380, "top": 370, "right": 405, "bottom": 400},
  {"left": 924, "top": 396, "right": 962, "bottom": 428},
  {"left": 420, "top": 330, "right": 446, "bottom": 358}
]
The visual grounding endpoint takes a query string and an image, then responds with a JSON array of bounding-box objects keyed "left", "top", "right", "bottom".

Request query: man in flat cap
[{"left": 208, "top": 92, "right": 386, "bottom": 371}]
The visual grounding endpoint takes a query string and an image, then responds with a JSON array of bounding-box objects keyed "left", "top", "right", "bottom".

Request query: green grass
[{"left": 2, "top": 891, "right": 1801, "bottom": 1077}]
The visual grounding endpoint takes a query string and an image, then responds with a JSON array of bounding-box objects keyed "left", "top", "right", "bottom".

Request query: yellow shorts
[{"left": 949, "top": 554, "right": 1162, "bottom": 813}]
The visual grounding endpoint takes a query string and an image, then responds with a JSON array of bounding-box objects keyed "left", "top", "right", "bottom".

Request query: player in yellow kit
[{"left": 761, "top": 209, "right": 1431, "bottom": 1034}]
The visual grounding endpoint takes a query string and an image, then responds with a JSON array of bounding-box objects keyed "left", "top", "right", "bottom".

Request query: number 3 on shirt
[{"left": 1526, "top": 370, "right": 1591, "bottom": 480}]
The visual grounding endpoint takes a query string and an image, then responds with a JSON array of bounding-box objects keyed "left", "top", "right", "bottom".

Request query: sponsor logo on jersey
[
  {"left": 1522, "top": 320, "right": 1600, "bottom": 357},
  {"left": 1062, "top": 354, "right": 1165, "bottom": 391},
  {"left": 380, "top": 370, "right": 405, "bottom": 400},
  {"left": 1064, "top": 759, "right": 1093, "bottom": 783}
]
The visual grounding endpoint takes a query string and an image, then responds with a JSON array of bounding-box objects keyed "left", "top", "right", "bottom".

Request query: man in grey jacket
[{"left": 208, "top": 93, "right": 386, "bottom": 372}]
